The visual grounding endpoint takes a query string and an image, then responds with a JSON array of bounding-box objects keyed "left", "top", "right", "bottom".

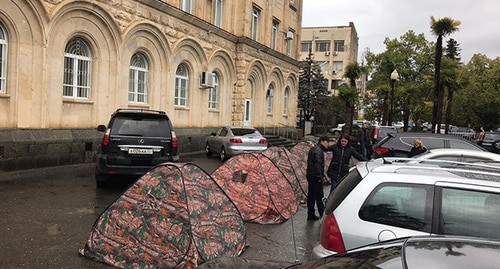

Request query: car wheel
[
  {"left": 220, "top": 147, "right": 227, "bottom": 162},
  {"left": 494, "top": 140, "right": 500, "bottom": 152},
  {"left": 95, "top": 172, "right": 108, "bottom": 188},
  {"left": 205, "top": 142, "right": 212, "bottom": 157}
]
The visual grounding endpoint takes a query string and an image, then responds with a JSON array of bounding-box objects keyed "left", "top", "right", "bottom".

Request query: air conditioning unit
[
  {"left": 325, "top": 51, "right": 330, "bottom": 56},
  {"left": 200, "top": 72, "right": 215, "bottom": 88},
  {"left": 285, "top": 31, "right": 294, "bottom": 40}
]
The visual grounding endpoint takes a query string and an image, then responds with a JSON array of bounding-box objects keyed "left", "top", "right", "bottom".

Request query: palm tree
[
  {"left": 341, "top": 62, "right": 364, "bottom": 135},
  {"left": 430, "top": 16, "right": 461, "bottom": 133}
]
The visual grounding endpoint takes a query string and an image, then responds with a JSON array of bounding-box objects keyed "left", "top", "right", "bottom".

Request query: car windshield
[
  {"left": 231, "top": 128, "right": 258, "bottom": 136},
  {"left": 111, "top": 116, "right": 170, "bottom": 137}
]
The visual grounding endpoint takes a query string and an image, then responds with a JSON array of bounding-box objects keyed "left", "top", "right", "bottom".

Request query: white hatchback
[{"left": 313, "top": 160, "right": 500, "bottom": 259}]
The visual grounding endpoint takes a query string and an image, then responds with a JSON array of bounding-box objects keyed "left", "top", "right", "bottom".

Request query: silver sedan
[{"left": 205, "top": 126, "right": 268, "bottom": 161}]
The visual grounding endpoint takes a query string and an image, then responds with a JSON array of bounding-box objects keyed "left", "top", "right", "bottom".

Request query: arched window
[
  {"left": 175, "top": 64, "right": 189, "bottom": 107},
  {"left": 209, "top": 73, "right": 219, "bottom": 109},
  {"left": 0, "top": 24, "right": 8, "bottom": 93},
  {"left": 283, "top": 87, "right": 290, "bottom": 115},
  {"left": 266, "top": 84, "right": 274, "bottom": 114},
  {"left": 63, "top": 37, "right": 92, "bottom": 98},
  {"left": 129, "top": 53, "right": 148, "bottom": 103}
]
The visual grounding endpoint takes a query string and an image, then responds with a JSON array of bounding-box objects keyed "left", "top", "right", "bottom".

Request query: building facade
[
  {"left": 300, "top": 23, "right": 359, "bottom": 95},
  {"left": 0, "top": 0, "right": 303, "bottom": 170}
]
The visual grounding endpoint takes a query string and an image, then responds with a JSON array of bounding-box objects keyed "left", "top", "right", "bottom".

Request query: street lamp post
[{"left": 388, "top": 69, "right": 399, "bottom": 126}]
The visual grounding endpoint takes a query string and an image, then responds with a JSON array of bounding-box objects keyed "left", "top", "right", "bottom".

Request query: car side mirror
[
  {"left": 97, "top": 125, "right": 107, "bottom": 132},
  {"left": 211, "top": 132, "right": 216, "bottom": 136}
]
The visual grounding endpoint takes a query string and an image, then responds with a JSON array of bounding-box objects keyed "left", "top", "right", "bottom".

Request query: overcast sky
[{"left": 302, "top": 0, "right": 499, "bottom": 63}]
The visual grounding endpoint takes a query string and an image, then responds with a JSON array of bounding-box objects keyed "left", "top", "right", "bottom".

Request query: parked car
[
  {"left": 371, "top": 132, "right": 486, "bottom": 159},
  {"left": 313, "top": 159, "right": 500, "bottom": 258},
  {"left": 329, "top": 123, "right": 345, "bottom": 136},
  {"left": 477, "top": 131, "right": 500, "bottom": 153},
  {"left": 205, "top": 126, "right": 268, "bottom": 161},
  {"left": 449, "top": 126, "right": 476, "bottom": 140},
  {"left": 300, "top": 236, "right": 500, "bottom": 269},
  {"left": 95, "top": 109, "right": 179, "bottom": 187},
  {"left": 409, "top": 148, "right": 500, "bottom": 163}
]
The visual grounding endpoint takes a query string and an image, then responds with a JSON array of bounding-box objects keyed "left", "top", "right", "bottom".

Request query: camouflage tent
[
  {"left": 261, "top": 147, "right": 307, "bottom": 200},
  {"left": 211, "top": 152, "right": 300, "bottom": 224},
  {"left": 80, "top": 163, "right": 246, "bottom": 268}
]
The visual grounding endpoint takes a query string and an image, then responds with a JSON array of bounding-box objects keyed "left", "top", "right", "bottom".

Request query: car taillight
[
  {"left": 373, "top": 128, "right": 378, "bottom": 140},
  {"left": 101, "top": 129, "right": 111, "bottom": 146},
  {"left": 171, "top": 131, "right": 178, "bottom": 149},
  {"left": 374, "top": 147, "right": 389, "bottom": 155},
  {"left": 259, "top": 138, "right": 267, "bottom": 144},
  {"left": 479, "top": 132, "right": 485, "bottom": 140},
  {"left": 320, "top": 214, "right": 346, "bottom": 253},
  {"left": 230, "top": 138, "right": 242, "bottom": 143}
]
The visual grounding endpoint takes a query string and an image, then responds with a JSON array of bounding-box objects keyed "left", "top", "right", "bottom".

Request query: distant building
[
  {"left": 0, "top": 0, "right": 303, "bottom": 170},
  {"left": 300, "top": 23, "right": 359, "bottom": 96}
]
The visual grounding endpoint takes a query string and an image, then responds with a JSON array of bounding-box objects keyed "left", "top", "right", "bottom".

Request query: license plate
[{"left": 128, "top": 148, "right": 153, "bottom": 155}]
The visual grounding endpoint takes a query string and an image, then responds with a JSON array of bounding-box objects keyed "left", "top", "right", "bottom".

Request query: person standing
[
  {"left": 306, "top": 136, "right": 330, "bottom": 221},
  {"left": 327, "top": 134, "right": 367, "bottom": 193},
  {"left": 357, "top": 122, "right": 372, "bottom": 158}
]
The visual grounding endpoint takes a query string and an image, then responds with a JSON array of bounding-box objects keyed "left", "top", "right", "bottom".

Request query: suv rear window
[
  {"left": 111, "top": 116, "right": 171, "bottom": 137},
  {"left": 484, "top": 133, "right": 500, "bottom": 140}
]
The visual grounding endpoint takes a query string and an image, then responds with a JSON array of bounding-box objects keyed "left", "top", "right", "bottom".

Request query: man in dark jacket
[
  {"left": 357, "top": 122, "right": 372, "bottom": 158},
  {"left": 327, "top": 133, "right": 367, "bottom": 193},
  {"left": 306, "top": 136, "right": 330, "bottom": 221}
]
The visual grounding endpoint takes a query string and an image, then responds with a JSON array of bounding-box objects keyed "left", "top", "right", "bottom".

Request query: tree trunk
[
  {"left": 432, "top": 35, "right": 443, "bottom": 133},
  {"left": 444, "top": 90, "right": 454, "bottom": 134}
]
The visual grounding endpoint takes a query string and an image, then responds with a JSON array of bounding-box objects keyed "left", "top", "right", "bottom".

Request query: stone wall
[{"left": 0, "top": 128, "right": 213, "bottom": 172}]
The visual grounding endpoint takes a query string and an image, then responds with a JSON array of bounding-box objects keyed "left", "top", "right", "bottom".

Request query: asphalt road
[{"left": 0, "top": 153, "right": 323, "bottom": 268}]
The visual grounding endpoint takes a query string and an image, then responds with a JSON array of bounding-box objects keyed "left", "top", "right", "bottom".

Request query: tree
[
  {"left": 365, "top": 31, "right": 434, "bottom": 128},
  {"left": 298, "top": 49, "right": 328, "bottom": 132},
  {"left": 442, "top": 38, "right": 462, "bottom": 133},
  {"left": 341, "top": 62, "right": 364, "bottom": 135},
  {"left": 430, "top": 16, "right": 461, "bottom": 133}
]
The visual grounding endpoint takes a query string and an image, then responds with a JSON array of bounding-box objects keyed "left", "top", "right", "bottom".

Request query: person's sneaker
[{"left": 307, "top": 215, "right": 319, "bottom": 220}]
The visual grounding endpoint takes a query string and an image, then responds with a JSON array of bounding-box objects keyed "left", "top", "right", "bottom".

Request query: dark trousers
[
  {"left": 329, "top": 178, "right": 339, "bottom": 193},
  {"left": 307, "top": 179, "right": 324, "bottom": 217}
]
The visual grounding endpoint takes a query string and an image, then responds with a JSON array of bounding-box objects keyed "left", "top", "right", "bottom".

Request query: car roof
[{"left": 363, "top": 158, "right": 500, "bottom": 185}]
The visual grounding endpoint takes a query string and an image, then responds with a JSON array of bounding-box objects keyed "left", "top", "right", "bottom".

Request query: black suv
[{"left": 95, "top": 109, "right": 179, "bottom": 187}]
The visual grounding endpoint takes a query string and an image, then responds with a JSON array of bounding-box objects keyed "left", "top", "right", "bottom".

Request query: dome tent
[
  {"left": 211, "top": 152, "right": 299, "bottom": 224},
  {"left": 80, "top": 163, "right": 246, "bottom": 268}
]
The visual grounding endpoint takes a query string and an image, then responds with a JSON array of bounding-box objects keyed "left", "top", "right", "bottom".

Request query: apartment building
[
  {"left": 0, "top": 0, "right": 303, "bottom": 170},
  {"left": 300, "top": 23, "right": 359, "bottom": 95}
]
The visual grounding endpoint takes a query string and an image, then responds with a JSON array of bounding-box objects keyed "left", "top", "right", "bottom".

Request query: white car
[{"left": 313, "top": 159, "right": 500, "bottom": 258}]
